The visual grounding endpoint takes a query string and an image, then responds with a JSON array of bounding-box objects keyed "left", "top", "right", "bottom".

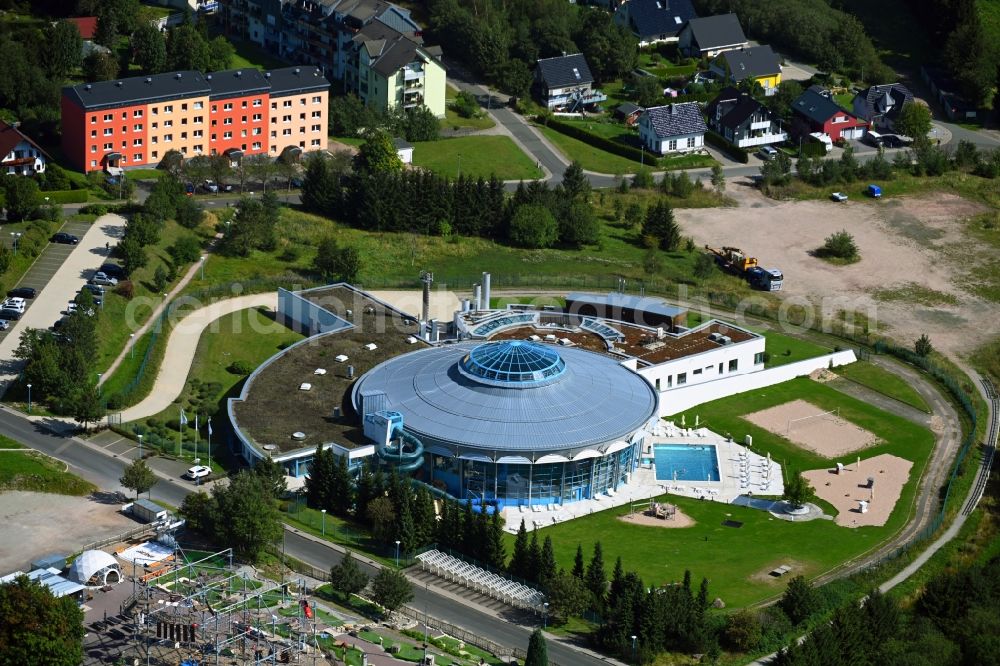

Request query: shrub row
[
  {"left": 40, "top": 189, "right": 88, "bottom": 204},
  {"left": 704, "top": 130, "right": 749, "bottom": 164},
  {"left": 799, "top": 139, "right": 828, "bottom": 158},
  {"left": 544, "top": 117, "right": 647, "bottom": 164}
]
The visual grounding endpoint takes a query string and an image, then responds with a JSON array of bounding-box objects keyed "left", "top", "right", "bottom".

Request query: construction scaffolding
[{"left": 119, "top": 547, "right": 331, "bottom": 665}]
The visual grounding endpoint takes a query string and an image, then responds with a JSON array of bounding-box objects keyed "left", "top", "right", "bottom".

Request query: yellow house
[
  {"left": 709, "top": 45, "right": 782, "bottom": 96},
  {"left": 356, "top": 24, "right": 446, "bottom": 118}
]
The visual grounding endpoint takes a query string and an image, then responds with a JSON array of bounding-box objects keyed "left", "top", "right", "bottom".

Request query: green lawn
[
  {"left": 537, "top": 124, "right": 644, "bottom": 174},
  {"left": 123, "top": 308, "right": 304, "bottom": 461},
  {"left": 762, "top": 331, "right": 832, "bottom": 367},
  {"left": 519, "top": 377, "right": 933, "bottom": 608},
  {"left": 228, "top": 39, "right": 289, "bottom": 71},
  {"left": 443, "top": 85, "right": 496, "bottom": 131},
  {"left": 0, "top": 434, "right": 25, "bottom": 449},
  {"left": 411, "top": 136, "right": 542, "bottom": 180},
  {"left": 0, "top": 450, "right": 96, "bottom": 495},
  {"left": 834, "top": 361, "right": 932, "bottom": 413},
  {"left": 125, "top": 168, "right": 165, "bottom": 180}
]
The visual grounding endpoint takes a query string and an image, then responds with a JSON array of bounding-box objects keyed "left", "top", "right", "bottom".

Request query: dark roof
[
  {"left": 535, "top": 53, "right": 594, "bottom": 89},
  {"left": 355, "top": 21, "right": 435, "bottom": 78},
  {"left": 264, "top": 66, "right": 330, "bottom": 96},
  {"left": 205, "top": 68, "right": 270, "bottom": 100},
  {"left": 393, "top": 137, "right": 413, "bottom": 150},
  {"left": 683, "top": 13, "right": 747, "bottom": 51},
  {"left": 715, "top": 45, "right": 781, "bottom": 81},
  {"left": 616, "top": 102, "right": 643, "bottom": 116},
  {"left": 641, "top": 102, "right": 707, "bottom": 138},
  {"left": 792, "top": 87, "right": 855, "bottom": 124},
  {"left": 854, "top": 83, "right": 913, "bottom": 121},
  {"left": 705, "top": 87, "right": 769, "bottom": 130},
  {"left": 623, "top": 0, "right": 698, "bottom": 40},
  {"left": 0, "top": 120, "right": 48, "bottom": 160},
  {"left": 566, "top": 292, "right": 687, "bottom": 319},
  {"left": 62, "top": 71, "right": 210, "bottom": 111},
  {"left": 67, "top": 16, "right": 97, "bottom": 40}
]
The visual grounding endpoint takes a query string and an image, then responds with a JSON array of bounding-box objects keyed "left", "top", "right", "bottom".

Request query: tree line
[
  {"left": 910, "top": 0, "right": 996, "bottom": 106},
  {"left": 425, "top": 0, "right": 638, "bottom": 96}
]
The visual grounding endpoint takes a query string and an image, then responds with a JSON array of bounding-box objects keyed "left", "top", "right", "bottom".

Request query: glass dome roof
[{"left": 458, "top": 340, "right": 566, "bottom": 387}]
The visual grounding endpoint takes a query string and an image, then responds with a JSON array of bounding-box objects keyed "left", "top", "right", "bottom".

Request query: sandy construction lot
[
  {"left": 0, "top": 491, "right": 136, "bottom": 573},
  {"left": 803, "top": 454, "right": 913, "bottom": 527},
  {"left": 744, "top": 399, "right": 881, "bottom": 458},
  {"left": 618, "top": 506, "right": 695, "bottom": 528},
  {"left": 678, "top": 185, "right": 995, "bottom": 356}
]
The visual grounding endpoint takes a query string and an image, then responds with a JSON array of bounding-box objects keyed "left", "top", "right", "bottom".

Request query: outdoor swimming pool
[{"left": 652, "top": 444, "right": 721, "bottom": 482}]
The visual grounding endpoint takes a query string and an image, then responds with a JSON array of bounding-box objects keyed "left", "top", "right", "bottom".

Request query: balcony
[
  {"left": 737, "top": 132, "right": 788, "bottom": 148},
  {"left": 750, "top": 120, "right": 772, "bottom": 131}
]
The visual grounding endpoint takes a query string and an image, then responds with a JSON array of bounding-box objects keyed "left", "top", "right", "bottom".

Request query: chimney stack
[{"left": 482, "top": 272, "right": 491, "bottom": 310}]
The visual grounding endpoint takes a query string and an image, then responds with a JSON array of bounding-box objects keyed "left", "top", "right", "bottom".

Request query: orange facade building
[{"left": 61, "top": 67, "right": 329, "bottom": 173}]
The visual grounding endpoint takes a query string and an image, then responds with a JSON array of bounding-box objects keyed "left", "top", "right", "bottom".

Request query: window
[
  {"left": 152, "top": 151, "right": 158, "bottom": 159},
  {"left": 667, "top": 139, "right": 677, "bottom": 151},
  {"left": 120, "top": 155, "right": 126, "bottom": 163},
  {"left": 194, "top": 130, "right": 203, "bottom": 138},
  {"left": 667, "top": 375, "right": 673, "bottom": 388},
  {"left": 223, "top": 118, "right": 233, "bottom": 125},
  {"left": 133, "top": 153, "right": 142, "bottom": 161},
  {"left": 90, "top": 116, "right": 96, "bottom": 124},
  {"left": 728, "top": 359, "right": 738, "bottom": 372},
  {"left": 223, "top": 103, "right": 233, "bottom": 111},
  {"left": 194, "top": 101, "right": 203, "bottom": 110},
  {"left": 241, "top": 100, "right": 247, "bottom": 108},
  {"left": 270, "top": 130, "right": 276, "bottom": 138},
  {"left": 693, "top": 368, "right": 702, "bottom": 375},
  {"left": 299, "top": 127, "right": 305, "bottom": 134},
  {"left": 677, "top": 372, "right": 687, "bottom": 385},
  {"left": 152, "top": 107, "right": 158, "bottom": 115},
  {"left": 754, "top": 352, "right": 765, "bottom": 365},
  {"left": 311, "top": 138, "right": 321, "bottom": 146},
  {"left": 133, "top": 110, "right": 143, "bottom": 118},
  {"left": 133, "top": 124, "right": 142, "bottom": 131},
  {"left": 180, "top": 132, "right": 187, "bottom": 139},
  {"left": 211, "top": 134, "right": 216, "bottom": 141},
  {"left": 252, "top": 141, "right": 261, "bottom": 150},
  {"left": 164, "top": 105, "right": 173, "bottom": 113},
  {"left": 181, "top": 118, "right": 187, "bottom": 125},
  {"left": 181, "top": 103, "right": 188, "bottom": 111},
  {"left": 152, "top": 122, "right": 158, "bottom": 129},
  {"left": 686, "top": 137, "right": 696, "bottom": 148},
  {"left": 164, "top": 134, "right": 172, "bottom": 142},
  {"left": 194, "top": 116, "right": 203, "bottom": 124},
  {"left": 151, "top": 136, "right": 158, "bottom": 144},
  {"left": 718, "top": 362, "right": 723, "bottom": 374},
  {"left": 241, "top": 115, "right": 247, "bottom": 124},
  {"left": 299, "top": 98, "right": 306, "bottom": 106},
  {"left": 90, "top": 160, "right": 97, "bottom": 167},
  {"left": 103, "top": 113, "right": 113, "bottom": 122},
  {"left": 164, "top": 120, "right": 173, "bottom": 128},
  {"left": 133, "top": 138, "right": 142, "bottom": 146},
  {"left": 312, "top": 95, "right": 321, "bottom": 103},
  {"left": 282, "top": 128, "right": 291, "bottom": 136},
  {"left": 270, "top": 101, "right": 277, "bottom": 109},
  {"left": 90, "top": 130, "right": 97, "bottom": 138},
  {"left": 311, "top": 124, "right": 321, "bottom": 132},
  {"left": 240, "top": 143, "right": 246, "bottom": 150},
  {"left": 180, "top": 147, "right": 187, "bottom": 155},
  {"left": 282, "top": 115, "right": 291, "bottom": 122},
  {"left": 282, "top": 100, "right": 291, "bottom": 107},
  {"left": 223, "top": 131, "right": 232, "bottom": 139},
  {"left": 252, "top": 127, "right": 261, "bottom": 135},
  {"left": 194, "top": 144, "right": 203, "bottom": 153},
  {"left": 104, "top": 128, "right": 113, "bottom": 136},
  {"left": 121, "top": 141, "right": 126, "bottom": 148},
  {"left": 655, "top": 378, "right": 661, "bottom": 391},
  {"left": 252, "top": 113, "right": 261, "bottom": 122},
  {"left": 270, "top": 117, "right": 276, "bottom": 125},
  {"left": 311, "top": 110, "right": 321, "bottom": 118},
  {"left": 299, "top": 113, "right": 305, "bottom": 120},
  {"left": 253, "top": 99, "right": 261, "bottom": 107},
  {"left": 90, "top": 145, "right": 97, "bottom": 153},
  {"left": 241, "top": 129, "right": 247, "bottom": 137},
  {"left": 211, "top": 119, "right": 217, "bottom": 127},
  {"left": 121, "top": 112, "right": 126, "bottom": 119}
]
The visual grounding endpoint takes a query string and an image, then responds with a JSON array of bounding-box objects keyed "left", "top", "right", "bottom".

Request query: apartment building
[
  {"left": 61, "top": 67, "right": 329, "bottom": 172},
  {"left": 352, "top": 21, "right": 445, "bottom": 117}
]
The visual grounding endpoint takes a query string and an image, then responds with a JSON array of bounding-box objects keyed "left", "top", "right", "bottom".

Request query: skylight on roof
[
  {"left": 675, "top": 16, "right": 682, "bottom": 24},
  {"left": 572, "top": 67, "right": 581, "bottom": 80}
]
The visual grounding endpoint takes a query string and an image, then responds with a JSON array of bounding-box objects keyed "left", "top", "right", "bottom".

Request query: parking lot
[{"left": 0, "top": 220, "right": 94, "bottom": 344}]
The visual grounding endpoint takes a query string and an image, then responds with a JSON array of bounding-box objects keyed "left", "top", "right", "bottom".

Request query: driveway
[{"left": 0, "top": 214, "right": 127, "bottom": 389}]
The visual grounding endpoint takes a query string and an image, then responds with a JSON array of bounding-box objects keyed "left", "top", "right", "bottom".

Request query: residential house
[
  {"left": 61, "top": 66, "right": 329, "bottom": 172},
  {"left": 353, "top": 21, "right": 446, "bottom": 117},
  {"left": 66, "top": 16, "right": 98, "bottom": 40},
  {"left": 851, "top": 83, "right": 914, "bottom": 132},
  {"left": 790, "top": 86, "right": 867, "bottom": 142},
  {"left": 920, "top": 66, "right": 977, "bottom": 121},
  {"left": 705, "top": 87, "right": 786, "bottom": 149},
  {"left": 615, "top": 102, "right": 644, "bottom": 126},
  {"left": 393, "top": 137, "right": 412, "bottom": 163},
  {"left": 0, "top": 121, "right": 48, "bottom": 176},
  {"left": 613, "top": 0, "right": 698, "bottom": 47},
  {"left": 219, "top": 0, "right": 285, "bottom": 50},
  {"left": 709, "top": 45, "right": 782, "bottom": 96},
  {"left": 533, "top": 53, "right": 607, "bottom": 111},
  {"left": 677, "top": 13, "right": 748, "bottom": 58},
  {"left": 638, "top": 102, "right": 706, "bottom": 154}
]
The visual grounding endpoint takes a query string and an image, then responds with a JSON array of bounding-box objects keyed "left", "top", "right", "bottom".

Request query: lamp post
[
  {"left": 130, "top": 333, "right": 136, "bottom": 359},
  {"left": 26, "top": 383, "right": 31, "bottom": 414},
  {"left": 457, "top": 154, "right": 461, "bottom": 178},
  {"left": 200, "top": 255, "right": 206, "bottom": 280},
  {"left": 543, "top": 602, "right": 549, "bottom": 629},
  {"left": 10, "top": 232, "right": 21, "bottom": 256},
  {"left": 320, "top": 508, "right": 327, "bottom": 536},
  {"left": 96, "top": 372, "right": 102, "bottom": 395},
  {"left": 137, "top": 434, "right": 143, "bottom": 460},
  {"left": 631, "top": 635, "right": 638, "bottom": 664},
  {"left": 395, "top": 540, "right": 401, "bottom": 568}
]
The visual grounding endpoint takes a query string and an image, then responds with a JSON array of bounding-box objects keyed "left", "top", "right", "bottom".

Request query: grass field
[
  {"left": 0, "top": 434, "right": 25, "bottom": 449},
  {"left": 834, "top": 361, "right": 932, "bottom": 412},
  {"left": 0, "top": 449, "right": 95, "bottom": 495},
  {"left": 227, "top": 39, "right": 289, "bottom": 71},
  {"left": 761, "top": 331, "right": 832, "bottom": 367},
  {"left": 443, "top": 85, "right": 496, "bottom": 131},
  {"left": 411, "top": 136, "right": 542, "bottom": 180},
  {"left": 537, "top": 124, "right": 644, "bottom": 174},
  {"left": 518, "top": 377, "right": 934, "bottom": 607}
]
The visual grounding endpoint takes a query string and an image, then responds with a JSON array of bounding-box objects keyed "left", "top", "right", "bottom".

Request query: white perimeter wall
[
  {"left": 654, "top": 350, "right": 858, "bottom": 416},
  {"left": 637, "top": 336, "right": 766, "bottom": 393}
]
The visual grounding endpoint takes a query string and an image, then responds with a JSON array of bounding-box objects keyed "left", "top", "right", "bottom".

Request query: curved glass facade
[
  {"left": 458, "top": 340, "right": 567, "bottom": 387},
  {"left": 423, "top": 442, "right": 641, "bottom": 508}
]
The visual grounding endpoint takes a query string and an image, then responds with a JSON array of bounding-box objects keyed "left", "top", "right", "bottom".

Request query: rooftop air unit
[{"left": 347, "top": 365, "right": 355, "bottom": 379}]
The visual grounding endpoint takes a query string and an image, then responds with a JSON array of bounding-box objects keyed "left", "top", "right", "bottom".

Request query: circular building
[{"left": 352, "top": 339, "right": 658, "bottom": 507}]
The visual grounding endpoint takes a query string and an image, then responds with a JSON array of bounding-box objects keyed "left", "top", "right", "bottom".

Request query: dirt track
[{"left": 678, "top": 183, "right": 995, "bottom": 356}]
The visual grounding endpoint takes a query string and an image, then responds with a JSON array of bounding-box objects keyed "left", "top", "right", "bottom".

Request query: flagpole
[
  {"left": 194, "top": 413, "right": 199, "bottom": 466},
  {"left": 208, "top": 418, "right": 213, "bottom": 472}
]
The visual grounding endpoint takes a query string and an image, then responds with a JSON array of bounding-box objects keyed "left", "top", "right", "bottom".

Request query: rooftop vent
[
  {"left": 175, "top": 73, "right": 182, "bottom": 79},
  {"left": 115, "top": 81, "right": 123, "bottom": 87},
  {"left": 206, "top": 74, "right": 212, "bottom": 80},
  {"left": 145, "top": 77, "right": 152, "bottom": 83},
  {"left": 291, "top": 432, "right": 307, "bottom": 441},
  {"left": 335, "top": 354, "right": 349, "bottom": 363},
  {"left": 265, "top": 72, "right": 271, "bottom": 78},
  {"left": 263, "top": 444, "right": 278, "bottom": 451},
  {"left": 84, "top": 84, "right": 92, "bottom": 90},
  {"left": 299, "top": 382, "right": 312, "bottom": 391},
  {"left": 294, "top": 67, "right": 301, "bottom": 74},
  {"left": 314, "top": 368, "right": 327, "bottom": 375},
  {"left": 236, "top": 70, "right": 242, "bottom": 77}
]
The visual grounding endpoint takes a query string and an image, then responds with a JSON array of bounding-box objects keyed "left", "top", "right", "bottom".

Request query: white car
[
  {"left": 830, "top": 192, "right": 848, "bottom": 202},
  {"left": 185, "top": 465, "right": 211, "bottom": 480},
  {"left": 1, "top": 297, "right": 26, "bottom": 313},
  {"left": 758, "top": 146, "right": 779, "bottom": 160},
  {"left": 0, "top": 320, "right": 9, "bottom": 331},
  {"left": 89, "top": 272, "right": 118, "bottom": 287}
]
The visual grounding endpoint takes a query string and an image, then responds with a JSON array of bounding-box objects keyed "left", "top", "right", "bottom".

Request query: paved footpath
[{"left": 0, "top": 213, "right": 126, "bottom": 389}]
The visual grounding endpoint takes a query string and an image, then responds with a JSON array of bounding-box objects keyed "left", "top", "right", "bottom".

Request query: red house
[
  {"left": 67, "top": 16, "right": 98, "bottom": 41},
  {"left": 206, "top": 69, "right": 270, "bottom": 159},
  {"left": 790, "top": 86, "right": 868, "bottom": 142}
]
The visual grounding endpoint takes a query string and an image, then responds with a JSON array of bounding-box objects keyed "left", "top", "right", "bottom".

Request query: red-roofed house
[
  {"left": 0, "top": 121, "right": 48, "bottom": 176},
  {"left": 67, "top": 16, "right": 98, "bottom": 41}
]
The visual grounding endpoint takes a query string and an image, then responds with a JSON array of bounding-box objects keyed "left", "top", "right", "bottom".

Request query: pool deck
[
  {"left": 500, "top": 424, "right": 784, "bottom": 532},
  {"left": 644, "top": 423, "right": 785, "bottom": 503}
]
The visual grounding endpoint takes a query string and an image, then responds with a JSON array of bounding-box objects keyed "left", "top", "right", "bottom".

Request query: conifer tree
[
  {"left": 540, "top": 536, "right": 558, "bottom": 589},
  {"left": 527, "top": 530, "right": 542, "bottom": 584},
  {"left": 510, "top": 519, "right": 530, "bottom": 579},
  {"left": 585, "top": 542, "right": 607, "bottom": 610},
  {"left": 572, "top": 544, "right": 585, "bottom": 580},
  {"left": 486, "top": 509, "right": 507, "bottom": 570}
]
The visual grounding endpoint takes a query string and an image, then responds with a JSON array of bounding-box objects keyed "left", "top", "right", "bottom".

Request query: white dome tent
[{"left": 68, "top": 550, "right": 122, "bottom": 586}]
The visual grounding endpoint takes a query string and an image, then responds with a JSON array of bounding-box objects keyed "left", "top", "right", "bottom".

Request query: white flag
[
  {"left": 207, "top": 418, "right": 213, "bottom": 437},
  {"left": 179, "top": 409, "right": 188, "bottom": 427},
  {"left": 195, "top": 413, "right": 199, "bottom": 432}
]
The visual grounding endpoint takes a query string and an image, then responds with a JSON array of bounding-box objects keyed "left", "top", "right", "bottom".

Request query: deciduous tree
[
  {"left": 329, "top": 551, "right": 369, "bottom": 597},
  {"left": 0, "top": 575, "right": 85, "bottom": 665},
  {"left": 371, "top": 568, "right": 413, "bottom": 614},
  {"left": 120, "top": 459, "right": 157, "bottom": 499}
]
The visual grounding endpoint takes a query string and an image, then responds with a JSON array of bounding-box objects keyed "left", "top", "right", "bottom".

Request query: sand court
[
  {"left": 744, "top": 399, "right": 881, "bottom": 457},
  {"left": 618, "top": 507, "right": 695, "bottom": 529},
  {"left": 803, "top": 453, "right": 912, "bottom": 527}
]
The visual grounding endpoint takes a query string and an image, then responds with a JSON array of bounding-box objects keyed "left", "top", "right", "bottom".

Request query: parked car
[
  {"left": 830, "top": 192, "right": 848, "bottom": 202},
  {"left": 2, "top": 297, "right": 26, "bottom": 312},
  {"left": 81, "top": 284, "right": 105, "bottom": 296},
  {"left": 290, "top": 178, "right": 303, "bottom": 188},
  {"left": 6, "top": 287, "right": 36, "bottom": 299},
  {"left": 98, "top": 263, "right": 126, "bottom": 280},
  {"left": 757, "top": 146, "right": 779, "bottom": 160},
  {"left": 185, "top": 465, "right": 211, "bottom": 480},
  {"left": 51, "top": 317, "right": 67, "bottom": 331},
  {"left": 221, "top": 183, "right": 234, "bottom": 192},
  {"left": 0, "top": 320, "right": 9, "bottom": 331},
  {"left": 202, "top": 180, "right": 219, "bottom": 193},
  {"left": 66, "top": 302, "right": 95, "bottom": 316},
  {"left": 51, "top": 232, "right": 79, "bottom": 245},
  {"left": 89, "top": 272, "right": 118, "bottom": 286},
  {"left": 0, "top": 309, "right": 22, "bottom": 321},
  {"left": 867, "top": 184, "right": 883, "bottom": 198}
]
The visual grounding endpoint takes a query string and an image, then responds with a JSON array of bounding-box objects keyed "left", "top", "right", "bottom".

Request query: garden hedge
[{"left": 544, "top": 117, "right": 647, "bottom": 164}]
